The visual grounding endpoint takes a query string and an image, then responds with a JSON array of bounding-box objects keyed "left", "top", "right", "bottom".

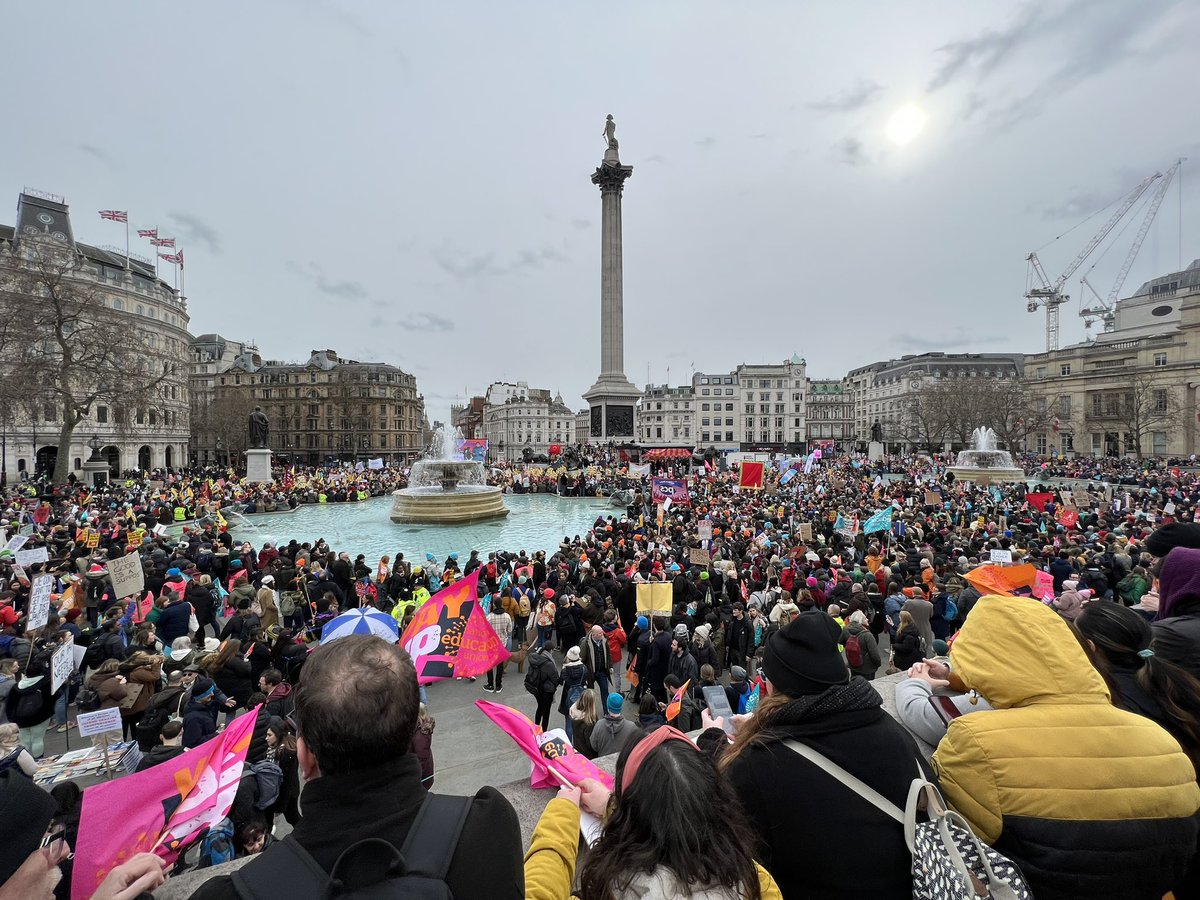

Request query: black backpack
[
  {"left": 76, "top": 685, "right": 102, "bottom": 712},
  {"left": 12, "top": 684, "right": 45, "bottom": 722},
  {"left": 231, "top": 793, "right": 471, "bottom": 900}
]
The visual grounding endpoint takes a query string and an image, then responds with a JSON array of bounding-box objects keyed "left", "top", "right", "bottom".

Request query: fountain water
[
  {"left": 947, "top": 427, "right": 1025, "bottom": 486},
  {"left": 389, "top": 425, "right": 509, "bottom": 524}
]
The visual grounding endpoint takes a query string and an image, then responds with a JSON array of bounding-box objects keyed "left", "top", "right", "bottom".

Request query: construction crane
[
  {"left": 1079, "top": 159, "right": 1183, "bottom": 334},
  {"left": 1025, "top": 171, "right": 1160, "bottom": 351}
]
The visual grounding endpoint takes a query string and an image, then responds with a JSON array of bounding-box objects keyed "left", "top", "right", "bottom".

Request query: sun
[{"left": 886, "top": 104, "right": 928, "bottom": 146}]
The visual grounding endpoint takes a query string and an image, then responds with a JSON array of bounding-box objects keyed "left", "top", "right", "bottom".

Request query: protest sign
[
  {"left": 15, "top": 546, "right": 49, "bottom": 566},
  {"left": 635, "top": 583, "right": 674, "bottom": 617},
  {"left": 51, "top": 639, "right": 75, "bottom": 693},
  {"left": 697, "top": 521, "right": 713, "bottom": 542},
  {"left": 27, "top": 574, "right": 54, "bottom": 631},
  {"left": 688, "top": 547, "right": 711, "bottom": 566},
  {"left": 1072, "top": 488, "right": 1092, "bottom": 508},
  {"left": 989, "top": 549, "right": 1013, "bottom": 564},
  {"left": 650, "top": 478, "right": 690, "bottom": 506},
  {"left": 5, "top": 534, "right": 28, "bottom": 553},
  {"left": 798, "top": 522, "right": 813, "bottom": 542},
  {"left": 1164, "top": 501, "right": 1177, "bottom": 516},
  {"left": 77, "top": 707, "right": 123, "bottom": 737},
  {"left": 107, "top": 552, "right": 146, "bottom": 600},
  {"left": 924, "top": 490, "right": 941, "bottom": 506}
]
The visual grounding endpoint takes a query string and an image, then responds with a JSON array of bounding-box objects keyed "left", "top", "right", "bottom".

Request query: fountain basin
[
  {"left": 390, "top": 458, "right": 509, "bottom": 524},
  {"left": 948, "top": 428, "right": 1025, "bottom": 486}
]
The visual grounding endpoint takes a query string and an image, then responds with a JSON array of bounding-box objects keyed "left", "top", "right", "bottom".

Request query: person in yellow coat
[
  {"left": 932, "top": 595, "right": 1200, "bottom": 900},
  {"left": 524, "top": 725, "right": 781, "bottom": 900}
]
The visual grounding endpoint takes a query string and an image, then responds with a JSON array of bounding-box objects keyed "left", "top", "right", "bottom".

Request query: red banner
[
  {"left": 1026, "top": 492, "right": 1054, "bottom": 512},
  {"left": 738, "top": 461, "right": 765, "bottom": 490},
  {"left": 400, "top": 571, "right": 510, "bottom": 684}
]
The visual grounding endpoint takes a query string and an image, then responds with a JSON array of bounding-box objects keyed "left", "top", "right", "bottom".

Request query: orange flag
[
  {"left": 964, "top": 563, "right": 1037, "bottom": 597},
  {"left": 665, "top": 679, "right": 691, "bottom": 722}
]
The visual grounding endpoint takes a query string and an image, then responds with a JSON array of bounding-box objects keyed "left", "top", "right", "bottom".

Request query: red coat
[{"left": 603, "top": 624, "right": 627, "bottom": 663}]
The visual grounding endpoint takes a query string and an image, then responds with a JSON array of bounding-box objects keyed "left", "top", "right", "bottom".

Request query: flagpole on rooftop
[{"left": 125, "top": 217, "right": 130, "bottom": 270}]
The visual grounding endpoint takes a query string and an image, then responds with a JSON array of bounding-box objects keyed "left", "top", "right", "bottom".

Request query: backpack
[
  {"left": 12, "top": 685, "right": 44, "bottom": 722},
  {"left": 524, "top": 658, "right": 543, "bottom": 696},
  {"left": 82, "top": 641, "right": 107, "bottom": 671},
  {"left": 135, "top": 705, "right": 169, "bottom": 751},
  {"left": 231, "top": 793, "right": 472, "bottom": 900},
  {"left": 278, "top": 591, "right": 301, "bottom": 618},
  {"left": 0, "top": 747, "right": 25, "bottom": 776},
  {"left": 76, "top": 685, "right": 102, "bottom": 712},
  {"left": 486, "top": 562, "right": 498, "bottom": 581},
  {"left": 777, "top": 605, "right": 797, "bottom": 628},
  {"left": 248, "top": 760, "right": 283, "bottom": 810},
  {"left": 517, "top": 594, "right": 532, "bottom": 617},
  {"left": 784, "top": 740, "right": 1032, "bottom": 900},
  {"left": 199, "top": 817, "right": 237, "bottom": 868},
  {"left": 942, "top": 596, "right": 958, "bottom": 623},
  {"left": 845, "top": 631, "right": 864, "bottom": 669}
]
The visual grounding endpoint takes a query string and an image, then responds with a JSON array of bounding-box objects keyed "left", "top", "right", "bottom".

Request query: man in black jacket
[
  {"left": 188, "top": 635, "right": 523, "bottom": 900},
  {"left": 644, "top": 616, "right": 674, "bottom": 703}
]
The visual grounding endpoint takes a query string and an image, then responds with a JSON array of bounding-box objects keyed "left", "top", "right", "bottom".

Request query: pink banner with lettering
[
  {"left": 400, "top": 571, "right": 510, "bottom": 684},
  {"left": 72, "top": 706, "right": 259, "bottom": 899},
  {"left": 475, "top": 699, "right": 614, "bottom": 790}
]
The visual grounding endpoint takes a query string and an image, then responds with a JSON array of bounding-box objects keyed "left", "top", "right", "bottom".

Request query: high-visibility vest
[{"left": 173, "top": 506, "right": 186, "bottom": 521}]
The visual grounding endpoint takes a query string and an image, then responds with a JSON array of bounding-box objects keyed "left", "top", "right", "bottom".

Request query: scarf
[{"left": 771, "top": 676, "right": 882, "bottom": 725}]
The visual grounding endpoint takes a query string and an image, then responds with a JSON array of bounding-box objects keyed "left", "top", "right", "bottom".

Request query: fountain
[
  {"left": 947, "top": 427, "right": 1026, "bottom": 486},
  {"left": 389, "top": 426, "right": 509, "bottom": 525}
]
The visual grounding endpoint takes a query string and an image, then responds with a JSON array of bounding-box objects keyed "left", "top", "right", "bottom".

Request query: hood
[
  {"left": 17, "top": 675, "right": 43, "bottom": 689},
  {"left": 1157, "top": 547, "right": 1200, "bottom": 620},
  {"left": 949, "top": 595, "right": 1110, "bottom": 709},
  {"left": 267, "top": 682, "right": 292, "bottom": 701}
]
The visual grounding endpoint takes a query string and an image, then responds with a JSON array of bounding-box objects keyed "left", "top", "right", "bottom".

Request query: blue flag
[
  {"left": 863, "top": 507, "right": 893, "bottom": 534},
  {"left": 833, "top": 513, "right": 846, "bottom": 531},
  {"left": 781, "top": 468, "right": 798, "bottom": 486}
]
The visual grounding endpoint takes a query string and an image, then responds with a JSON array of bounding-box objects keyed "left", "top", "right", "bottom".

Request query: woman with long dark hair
[
  {"left": 525, "top": 725, "right": 780, "bottom": 899},
  {"left": 1077, "top": 601, "right": 1200, "bottom": 770}
]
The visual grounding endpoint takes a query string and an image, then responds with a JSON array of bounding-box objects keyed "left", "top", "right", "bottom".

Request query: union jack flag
[
  {"left": 158, "top": 252, "right": 182, "bottom": 264},
  {"left": 98, "top": 210, "right": 127, "bottom": 222},
  {"left": 150, "top": 237, "right": 175, "bottom": 247},
  {"left": 178, "top": 249, "right": 184, "bottom": 269},
  {"left": 137, "top": 228, "right": 158, "bottom": 238}
]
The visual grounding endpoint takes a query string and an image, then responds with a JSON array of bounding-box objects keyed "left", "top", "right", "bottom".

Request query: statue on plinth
[
  {"left": 871, "top": 420, "right": 883, "bottom": 443},
  {"left": 248, "top": 406, "right": 270, "bottom": 449},
  {"left": 603, "top": 114, "right": 618, "bottom": 151}
]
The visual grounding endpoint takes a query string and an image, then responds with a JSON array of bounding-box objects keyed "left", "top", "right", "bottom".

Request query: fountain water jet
[
  {"left": 947, "top": 427, "right": 1025, "bottom": 486},
  {"left": 389, "top": 425, "right": 509, "bottom": 524}
]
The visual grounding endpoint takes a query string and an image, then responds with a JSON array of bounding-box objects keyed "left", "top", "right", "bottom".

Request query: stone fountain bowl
[
  {"left": 390, "top": 459, "right": 509, "bottom": 524},
  {"left": 948, "top": 450, "right": 1025, "bottom": 486}
]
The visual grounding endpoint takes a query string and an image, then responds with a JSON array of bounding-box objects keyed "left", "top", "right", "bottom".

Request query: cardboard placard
[
  {"left": 1072, "top": 488, "right": 1092, "bottom": 508},
  {"left": 5, "top": 534, "right": 28, "bottom": 553},
  {"left": 688, "top": 547, "right": 712, "bottom": 566},
  {"left": 924, "top": 490, "right": 941, "bottom": 506},
  {"left": 798, "top": 522, "right": 813, "bottom": 542},
  {"left": 26, "top": 574, "right": 54, "bottom": 631},
  {"left": 15, "top": 546, "right": 49, "bottom": 566},
  {"left": 106, "top": 552, "right": 145, "bottom": 600},
  {"left": 77, "top": 707, "right": 123, "bottom": 737},
  {"left": 51, "top": 640, "right": 75, "bottom": 693},
  {"left": 697, "top": 521, "right": 713, "bottom": 542},
  {"left": 989, "top": 549, "right": 1013, "bottom": 564}
]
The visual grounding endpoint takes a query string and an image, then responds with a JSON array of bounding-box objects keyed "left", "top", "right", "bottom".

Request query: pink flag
[
  {"left": 400, "top": 570, "right": 510, "bottom": 684},
  {"left": 1031, "top": 569, "right": 1055, "bottom": 601},
  {"left": 72, "top": 706, "right": 259, "bottom": 899},
  {"left": 475, "top": 699, "right": 614, "bottom": 791}
]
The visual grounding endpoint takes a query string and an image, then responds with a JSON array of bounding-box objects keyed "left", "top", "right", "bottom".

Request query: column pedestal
[
  {"left": 867, "top": 441, "right": 885, "bottom": 463},
  {"left": 245, "top": 448, "right": 273, "bottom": 484}
]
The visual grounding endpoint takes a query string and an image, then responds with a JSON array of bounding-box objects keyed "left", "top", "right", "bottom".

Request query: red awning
[{"left": 644, "top": 448, "right": 693, "bottom": 460}]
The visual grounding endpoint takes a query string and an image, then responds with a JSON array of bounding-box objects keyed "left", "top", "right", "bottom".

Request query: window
[
  {"left": 1062, "top": 434, "right": 1074, "bottom": 452},
  {"left": 725, "top": 431, "right": 734, "bottom": 442},
  {"left": 1154, "top": 389, "right": 1168, "bottom": 413},
  {"left": 701, "top": 389, "right": 710, "bottom": 396},
  {"left": 1036, "top": 367, "right": 1046, "bottom": 378},
  {"left": 1152, "top": 431, "right": 1168, "bottom": 454},
  {"left": 1058, "top": 395, "right": 1071, "bottom": 418},
  {"left": 1060, "top": 364, "right": 1071, "bottom": 376},
  {"left": 725, "top": 388, "right": 733, "bottom": 395},
  {"left": 701, "top": 432, "right": 710, "bottom": 442},
  {"left": 96, "top": 406, "right": 108, "bottom": 423},
  {"left": 702, "top": 417, "right": 710, "bottom": 426},
  {"left": 655, "top": 428, "right": 662, "bottom": 439},
  {"left": 725, "top": 418, "right": 733, "bottom": 426},
  {"left": 1154, "top": 352, "right": 1167, "bottom": 367},
  {"left": 699, "top": 377, "right": 709, "bottom": 384},
  {"left": 725, "top": 403, "right": 733, "bottom": 411}
]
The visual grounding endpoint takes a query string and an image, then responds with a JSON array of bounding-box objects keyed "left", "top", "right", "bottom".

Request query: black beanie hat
[
  {"left": 0, "top": 768, "right": 58, "bottom": 882},
  {"left": 761, "top": 610, "right": 849, "bottom": 697},
  {"left": 1144, "top": 522, "right": 1200, "bottom": 559}
]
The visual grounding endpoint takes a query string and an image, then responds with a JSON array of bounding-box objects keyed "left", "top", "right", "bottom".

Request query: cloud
[
  {"left": 433, "top": 245, "right": 569, "bottom": 280},
  {"left": 167, "top": 211, "right": 222, "bottom": 254},
  {"left": 644, "top": 154, "right": 668, "bottom": 164},
  {"left": 807, "top": 80, "right": 883, "bottom": 113},
  {"left": 695, "top": 137, "right": 716, "bottom": 150},
  {"left": 78, "top": 144, "right": 116, "bottom": 167},
  {"left": 570, "top": 218, "right": 591, "bottom": 230},
  {"left": 834, "top": 137, "right": 869, "bottom": 167},
  {"left": 288, "top": 260, "right": 368, "bottom": 300},
  {"left": 397, "top": 312, "right": 455, "bottom": 332}
]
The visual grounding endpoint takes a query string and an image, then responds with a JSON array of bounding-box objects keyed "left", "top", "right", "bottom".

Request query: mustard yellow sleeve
[
  {"left": 755, "top": 862, "right": 783, "bottom": 900},
  {"left": 523, "top": 797, "right": 581, "bottom": 900},
  {"left": 932, "top": 721, "right": 1003, "bottom": 843}
]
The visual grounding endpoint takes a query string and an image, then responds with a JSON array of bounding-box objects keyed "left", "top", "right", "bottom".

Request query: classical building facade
[
  {"left": 0, "top": 191, "right": 191, "bottom": 480},
  {"left": 190, "top": 334, "right": 258, "bottom": 466},
  {"left": 213, "top": 349, "right": 425, "bottom": 465},
  {"left": 482, "top": 382, "right": 575, "bottom": 461},
  {"left": 450, "top": 396, "right": 486, "bottom": 440},
  {"left": 636, "top": 384, "right": 695, "bottom": 448},
  {"left": 1023, "top": 259, "right": 1200, "bottom": 457},
  {"left": 805, "top": 379, "right": 855, "bottom": 450},
  {"left": 845, "top": 352, "right": 1024, "bottom": 449}
]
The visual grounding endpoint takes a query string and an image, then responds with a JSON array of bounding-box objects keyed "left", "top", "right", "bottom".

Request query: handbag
[
  {"left": 118, "top": 682, "right": 145, "bottom": 711},
  {"left": 784, "top": 739, "right": 1031, "bottom": 900},
  {"left": 188, "top": 603, "right": 200, "bottom": 635}
]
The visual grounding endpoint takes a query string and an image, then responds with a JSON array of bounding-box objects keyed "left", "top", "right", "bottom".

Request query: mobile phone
[
  {"left": 928, "top": 694, "right": 962, "bottom": 727},
  {"left": 702, "top": 685, "right": 736, "bottom": 734}
]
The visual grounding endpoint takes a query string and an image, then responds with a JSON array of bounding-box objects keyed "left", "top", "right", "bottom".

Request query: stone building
[
  {"left": 451, "top": 396, "right": 486, "bottom": 440},
  {"left": 636, "top": 384, "right": 696, "bottom": 448},
  {"left": 1023, "top": 259, "right": 1200, "bottom": 457},
  {"left": 845, "top": 352, "right": 1024, "bottom": 450},
  {"left": 483, "top": 382, "right": 575, "bottom": 462},
  {"left": 189, "top": 334, "right": 258, "bottom": 466},
  {"left": 0, "top": 190, "right": 190, "bottom": 480},
  {"left": 806, "top": 379, "right": 855, "bottom": 451},
  {"left": 213, "top": 349, "right": 424, "bottom": 465}
]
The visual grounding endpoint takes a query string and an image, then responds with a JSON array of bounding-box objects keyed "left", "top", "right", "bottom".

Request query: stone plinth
[
  {"left": 390, "top": 487, "right": 509, "bottom": 524},
  {"left": 244, "top": 448, "right": 273, "bottom": 484},
  {"left": 80, "top": 459, "right": 110, "bottom": 487},
  {"left": 867, "top": 440, "right": 884, "bottom": 462}
]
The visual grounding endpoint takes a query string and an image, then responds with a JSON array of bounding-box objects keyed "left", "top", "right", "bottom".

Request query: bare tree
[
  {"left": 0, "top": 240, "right": 173, "bottom": 484},
  {"left": 206, "top": 392, "right": 257, "bottom": 463},
  {"left": 900, "top": 387, "right": 951, "bottom": 451},
  {"left": 1096, "top": 374, "right": 1184, "bottom": 458}
]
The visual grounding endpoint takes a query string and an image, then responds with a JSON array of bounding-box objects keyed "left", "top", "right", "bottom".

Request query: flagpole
[
  {"left": 124, "top": 218, "right": 130, "bottom": 270},
  {"left": 154, "top": 229, "right": 159, "bottom": 279},
  {"left": 179, "top": 251, "right": 185, "bottom": 300}
]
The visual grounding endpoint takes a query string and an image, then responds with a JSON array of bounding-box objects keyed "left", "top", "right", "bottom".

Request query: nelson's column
[{"left": 582, "top": 114, "right": 641, "bottom": 442}]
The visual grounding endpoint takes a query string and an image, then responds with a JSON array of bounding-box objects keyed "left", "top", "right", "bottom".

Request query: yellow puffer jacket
[
  {"left": 524, "top": 797, "right": 781, "bottom": 900},
  {"left": 934, "top": 595, "right": 1200, "bottom": 900}
]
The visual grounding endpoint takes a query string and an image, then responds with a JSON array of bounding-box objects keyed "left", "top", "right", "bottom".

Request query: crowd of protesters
[{"left": 1, "top": 448, "right": 1199, "bottom": 898}]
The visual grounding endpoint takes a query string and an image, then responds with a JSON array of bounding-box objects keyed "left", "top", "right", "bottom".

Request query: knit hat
[
  {"left": 730, "top": 665, "right": 747, "bottom": 684},
  {"left": 932, "top": 639, "right": 950, "bottom": 657},
  {"left": 1144, "top": 523, "right": 1200, "bottom": 558},
  {"left": 166, "top": 567, "right": 182, "bottom": 578},
  {"left": 636, "top": 615, "right": 649, "bottom": 631},
  {"left": 673, "top": 624, "right": 689, "bottom": 642},
  {"left": 565, "top": 646, "right": 581, "bottom": 663},
  {"left": 761, "top": 610, "right": 849, "bottom": 697},
  {"left": 192, "top": 675, "right": 216, "bottom": 699},
  {"left": 0, "top": 769, "right": 58, "bottom": 883},
  {"left": 699, "top": 570, "right": 709, "bottom": 580},
  {"left": 606, "top": 692, "right": 624, "bottom": 716}
]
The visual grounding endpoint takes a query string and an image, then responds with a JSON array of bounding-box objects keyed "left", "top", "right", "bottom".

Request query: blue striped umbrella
[{"left": 319, "top": 608, "right": 400, "bottom": 645}]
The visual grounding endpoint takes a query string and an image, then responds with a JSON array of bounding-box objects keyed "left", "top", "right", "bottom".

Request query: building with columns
[
  {"left": 483, "top": 382, "right": 575, "bottom": 461},
  {"left": 806, "top": 379, "right": 855, "bottom": 450},
  {"left": 0, "top": 190, "right": 191, "bottom": 481},
  {"left": 190, "top": 334, "right": 258, "bottom": 466},
  {"left": 636, "top": 384, "right": 696, "bottom": 447},
  {"left": 1022, "top": 259, "right": 1200, "bottom": 457}
]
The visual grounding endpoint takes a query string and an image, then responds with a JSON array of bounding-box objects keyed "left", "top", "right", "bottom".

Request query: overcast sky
[{"left": 4, "top": 1, "right": 1198, "bottom": 423}]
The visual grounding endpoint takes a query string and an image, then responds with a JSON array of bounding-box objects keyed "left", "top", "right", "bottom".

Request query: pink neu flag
[
  {"left": 72, "top": 706, "right": 259, "bottom": 899},
  {"left": 400, "top": 570, "right": 510, "bottom": 684},
  {"left": 476, "top": 699, "right": 614, "bottom": 791}
]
